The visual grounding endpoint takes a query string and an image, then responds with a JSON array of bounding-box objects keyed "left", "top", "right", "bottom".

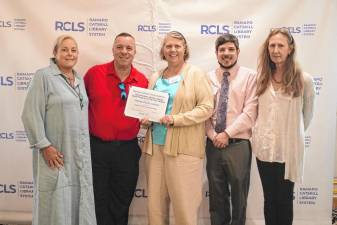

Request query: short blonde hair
[
  {"left": 52, "top": 35, "right": 77, "bottom": 56},
  {"left": 160, "top": 31, "right": 190, "bottom": 61}
]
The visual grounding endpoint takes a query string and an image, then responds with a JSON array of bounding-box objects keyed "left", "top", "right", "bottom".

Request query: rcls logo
[
  {"left": 286, "top": 26, "right": 301, "bottom": 34},
  {"left": 0, "top": 132, "right": 15, "bottom": 139},
  {"left": 201, "top": 25, "right": 230, "bottom": 35},
  {"left": 55, "top": 21, "right": 85, "bottom": 32},
  {"left": 138, "top": 25, "right": 156, "bottom": 32},
  {"left": 0, "top": 20, "right": 11, "bottom": 28},
  {"left": 273, "top": 26, "right": 301, "bottom": 34},
  {"left": 134, "top": 188, "right": 148, "bottom": 198},
  {"left": 0, "top": 76, "right": 14, "bottom": 86},
  {"left": 0, "top": 184, "right": 16, "bottom": 193}
]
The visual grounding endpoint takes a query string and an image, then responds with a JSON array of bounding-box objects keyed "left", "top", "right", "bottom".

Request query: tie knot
[{"left": 223, "top": 71, "right": 230, "bottom": 77}]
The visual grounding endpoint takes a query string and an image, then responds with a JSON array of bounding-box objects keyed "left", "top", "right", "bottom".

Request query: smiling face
[
  {"left": 216, "top": 42, "right": 240, "bottom": 69},
  {"left": 162, "top": 36, "right": 186, "bottom": 66},
  {"left": 268, "top": 33, "right": 293, "bottom": 67},
  {"left": 113, "top": 36, "right": 136, "bottom": 68},
  {"left": 54, "top": 38, "right": 78, "bottom": 71}
]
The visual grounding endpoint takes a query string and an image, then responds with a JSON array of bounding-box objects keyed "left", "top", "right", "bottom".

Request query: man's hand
[
  {"left": 41, "top": 146, "right": 64, "bottom": 169},
  {"left": 213, "top": 131, "right": 229, "bottom": 149}
]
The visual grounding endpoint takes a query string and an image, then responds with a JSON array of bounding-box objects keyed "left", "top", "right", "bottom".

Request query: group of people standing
[{"left": 21, "top": 28, "right": 315, "bottom": 225}]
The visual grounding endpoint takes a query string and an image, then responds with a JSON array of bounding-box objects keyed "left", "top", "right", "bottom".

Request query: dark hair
[{"left": 215, "top": 33, "right": 239, "bottom": 51}]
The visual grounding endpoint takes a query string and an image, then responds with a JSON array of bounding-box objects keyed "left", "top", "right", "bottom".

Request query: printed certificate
[{"left": 125, "top": 86, "right": 169, "bottom": 122}]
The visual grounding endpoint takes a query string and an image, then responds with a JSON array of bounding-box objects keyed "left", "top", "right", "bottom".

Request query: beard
[{"left": 218, "top": 58, "right": 237, "bottom": 70}]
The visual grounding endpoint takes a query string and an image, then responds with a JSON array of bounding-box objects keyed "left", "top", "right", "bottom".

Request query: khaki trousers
[{"left": 145, "top": 144, "right": 203, "bottom": 225}]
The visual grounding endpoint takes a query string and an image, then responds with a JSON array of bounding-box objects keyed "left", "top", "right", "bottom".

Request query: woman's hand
[
  {"left": 160, "top": 115, "right": 174, "bottom": 127},
  {"left": 41, "top": 146, "right": 64, "bottom": 169},
  {"left": 140, "top": 117, "right": 152, "bottom": 128}
]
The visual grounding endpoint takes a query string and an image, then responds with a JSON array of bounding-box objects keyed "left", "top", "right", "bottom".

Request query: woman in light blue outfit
[{"left": 21, "top": 35, "right": 96, "bottom": 225}]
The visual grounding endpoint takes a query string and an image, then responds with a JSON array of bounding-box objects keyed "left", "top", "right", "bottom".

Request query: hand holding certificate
[{"left": 124, "top": 86, "right": 169, "bottom": 122}]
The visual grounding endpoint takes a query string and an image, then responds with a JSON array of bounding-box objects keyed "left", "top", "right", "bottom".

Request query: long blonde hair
[{"left": 256, "top": 28, "right": 303, "bottom": 97}]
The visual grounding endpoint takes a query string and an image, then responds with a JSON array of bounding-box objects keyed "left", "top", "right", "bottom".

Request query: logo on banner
[
  {"left": 273, "top": 24, "right": 317, "bottom": 36},
  {"left": 15, "top": 131, "right": 28, "bottom": 142},
  {"left": 134, "top": 188, "right": 148, "bottom": 198},
  {"left": 296, "top": 187, "right": 319, "bottom": 205},
  {"left": 302, "top": 24, "right": 317, "bottom": 36},
  {"left": 313, "top": 76, "right": 323, "bottom": 96},
  {"left": 232, "top": 20, "right": 253, "bottom": 39},
  {"left": 0, "top": 75, "right": 14, "bottom": 87},
  {"left": 137, "top": 22, "right": 171, "bottom": 34},
  {"left": 0, "top": 20, "right": 11, "bottom": 28},
  {"left": 0, "top": 181, "right": 33, "bottom": 198},
  {"left": 0, "top": 18, "right": 27, "bottom": 31},
  {"left": 87, "top": 18, "right": 109, "bottom": 36},
  {"left": 0, "top": 73, "right": 34, "bottom": 91},
  {"left": 158, "top": 22, "right": 171, "bottom": 34},
  {"left": 0, "top": 184, "right": 16, "bottom": 193},
  {"left": 304, "top": 135, "right": 311, "bottom": 149},
  {"left": 0, "top": 131, "right": 27, "bottom": 142},
  {"left": 200, "top": 20, "right": 254, "bottom": 39},
  {"left": 15, "top": 72, "right": 34, "bottom": 91},
  {"left": 55, "top": 18, "right": 109, "bottom": 36},
  {"left": 17, "top": 181, "right": 34, "bottom": 198},
  {"left": 137, "top": 24, "right": 156, "bottom": 32},
  {"left": 201, "top": 25, "right": 230, "bottom": 35},
  {"left": 0, "top": 132, "right": 15, "bottom": 140},
  {"left": 55, "top": 21, "right": 85, "bottom": 32}
]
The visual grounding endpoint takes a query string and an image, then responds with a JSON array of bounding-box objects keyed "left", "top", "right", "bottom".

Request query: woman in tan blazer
[{"left": 142, "top": 31, "right": 214, "bottom": 225}]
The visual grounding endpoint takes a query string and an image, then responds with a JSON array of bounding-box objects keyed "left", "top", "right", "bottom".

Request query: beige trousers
[{"left": 145, "top": 144, "right": 203, "bottom": 225}]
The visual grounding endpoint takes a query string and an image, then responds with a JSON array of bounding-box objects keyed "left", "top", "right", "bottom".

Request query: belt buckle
[{"left": 229, "top": 138, "right": 240, "bottom": 144}]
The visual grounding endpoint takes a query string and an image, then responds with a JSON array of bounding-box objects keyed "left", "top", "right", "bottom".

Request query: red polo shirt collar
[{"left": 107, "top": 61, "right": 139, "bottom": 84}]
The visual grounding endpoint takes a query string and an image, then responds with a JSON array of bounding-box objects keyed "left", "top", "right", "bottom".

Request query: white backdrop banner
[{"left": 1, "top": 1, "right": 336, "bottom": 225}]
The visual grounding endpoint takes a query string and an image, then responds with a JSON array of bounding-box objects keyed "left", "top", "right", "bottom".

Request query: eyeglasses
[
  {"left": 118, "top": 82, "right": 127, "bottom": 100},
  {"left": 270, "top": 27, "right": 294, "bottom": 44}
]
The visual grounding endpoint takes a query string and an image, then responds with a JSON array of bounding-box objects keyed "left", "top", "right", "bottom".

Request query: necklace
[
  {"left": 163, "top": 69, "right": 178, "bottom": 79},
  {"left": 271, "top": 75, "right": 282, "bottom": 84},
  {"left": 64, "top": 71, "right": 74, "bottom": 79},
  {"left": 61, "top": 73, "right": 75, "bottom": 88},
  {"left": 65, "top": 76, "right": 74, "bottom": 82},
  {"left": 163, "top": 63, "right": 185, "bottom": 78},
  {"left": 62, "top": 70, "right": 74, "bottom": 80}
]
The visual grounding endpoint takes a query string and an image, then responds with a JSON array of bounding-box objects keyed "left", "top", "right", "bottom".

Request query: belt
[
  {"left": 90, "top": 135, "right": 138, "bottom": 145},
  {"left": 228, "top": 138, "right": 246, "bottom": 144}
]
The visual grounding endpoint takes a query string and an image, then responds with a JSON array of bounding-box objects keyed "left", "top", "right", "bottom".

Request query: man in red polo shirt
[{"left": 84, "top": 32, "right": 148, "bottom": 225}]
